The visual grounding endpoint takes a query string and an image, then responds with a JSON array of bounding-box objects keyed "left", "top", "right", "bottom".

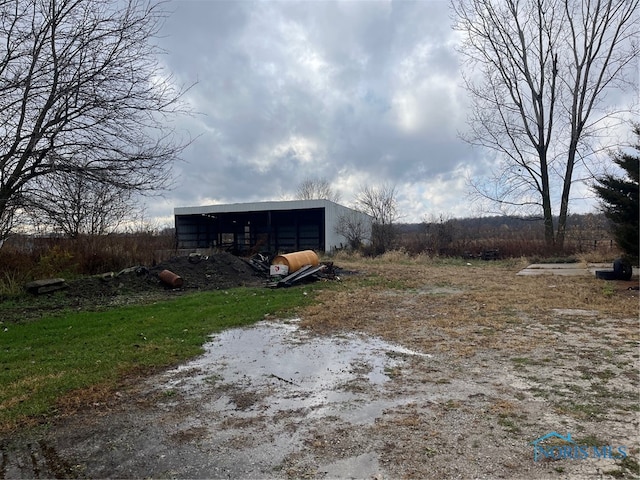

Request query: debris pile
[
  {"left": 26, "top": 250, "right": 338, "bottom": 299},
  {"left": 247, "top": 252, "right": 339, "bottom": 288},
  {"left": 463, "top": 249, "right": 500, "bottom": 260}
]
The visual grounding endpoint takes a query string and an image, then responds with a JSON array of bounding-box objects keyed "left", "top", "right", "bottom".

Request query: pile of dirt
[
  {"left": 4, "top": 252, "right": 336, "bottom": 323},
  {"left": 65, "top": 252, "right": 265, "bottom": 301}
]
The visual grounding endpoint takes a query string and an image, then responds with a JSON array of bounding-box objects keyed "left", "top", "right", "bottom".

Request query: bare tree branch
[
  {"left": 295, "top": 177, "right": 341, "bottom": 203},
  {"left": 24, "top": 169, "right": 135, "bottom": 237},
  {"left": 0, "top": 0, "right": 193, "bottom": 237}
]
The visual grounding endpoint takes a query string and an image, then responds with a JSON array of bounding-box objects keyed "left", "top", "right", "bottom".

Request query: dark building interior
[{"left": 175, "top": 207, "right": 325, "bottom": 254}]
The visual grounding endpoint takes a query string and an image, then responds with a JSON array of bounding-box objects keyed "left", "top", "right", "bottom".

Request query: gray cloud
[{"left": 152, "top": 1, "right": 494, "bottom": 222}]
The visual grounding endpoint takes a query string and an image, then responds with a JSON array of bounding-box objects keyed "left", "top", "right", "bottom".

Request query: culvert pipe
[{"left": 272, "top": 250, "right": 319, "bottom": 274}]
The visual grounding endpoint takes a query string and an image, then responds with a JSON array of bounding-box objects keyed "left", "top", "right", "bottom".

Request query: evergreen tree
[{"left": 594, "top": 125, "right": 640, "bottom": 264}]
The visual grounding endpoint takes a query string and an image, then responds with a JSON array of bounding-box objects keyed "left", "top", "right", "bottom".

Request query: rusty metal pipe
[{"left": 159, "top": 269, "right": 184, "bottom": 288}]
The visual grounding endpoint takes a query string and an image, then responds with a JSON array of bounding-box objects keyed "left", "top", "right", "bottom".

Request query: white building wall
[{"left": 323, "top": 201, "right": 373, "bottom": 251}]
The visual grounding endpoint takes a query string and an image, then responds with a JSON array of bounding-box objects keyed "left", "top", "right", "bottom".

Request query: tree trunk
[
  {"left": 556, "top": 139, "right": 578, "bottom": 250},
  {"left": 0, "top": 188, "right": 12, "bottom": 238},
  {"left": 542, "top": 193, "right": 555, "bottom": 248},
  {"left": 540, "top": 156, "right": 555, "bottom": 248}
]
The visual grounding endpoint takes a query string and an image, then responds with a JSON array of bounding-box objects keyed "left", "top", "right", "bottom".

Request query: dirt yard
[{"left": 1, "top": 253, "right": 639, "bottom": 479}]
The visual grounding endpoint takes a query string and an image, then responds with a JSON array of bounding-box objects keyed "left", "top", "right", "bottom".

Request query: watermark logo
[{"left": 530, "top": 432, "right": 627, "bottom": 462}]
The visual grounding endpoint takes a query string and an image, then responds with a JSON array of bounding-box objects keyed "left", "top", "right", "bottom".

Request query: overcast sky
[{"left": 147, "top": 0, "right": 626, "bottom": 225}]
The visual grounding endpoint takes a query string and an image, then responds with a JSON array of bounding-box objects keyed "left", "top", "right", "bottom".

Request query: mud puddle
[
  {"left": 2, "top": 320, "right": 431, "bottom": 479},
  {"left": 160, "top": 319, "right": 431, "bottom": 422}
]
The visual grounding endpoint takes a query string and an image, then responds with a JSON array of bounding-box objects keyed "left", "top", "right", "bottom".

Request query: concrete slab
[
  {"left": 517, "top": 262, "right": 639, "bottom": 277},
  {"left": 517, "top": 263, "right": 589, "bottom": 276},
  {"left": 551, "top": 308, "right": 598, "bottom": 316}
]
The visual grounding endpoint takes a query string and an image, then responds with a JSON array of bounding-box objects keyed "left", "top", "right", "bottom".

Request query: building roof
[{"left": 174, "top": 199, "right": 370, "bottom": 218}]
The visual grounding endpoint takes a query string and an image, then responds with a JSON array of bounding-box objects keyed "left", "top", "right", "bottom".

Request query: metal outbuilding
[{"left": 174, "top": 199, "right": 373, "bottom": 254}]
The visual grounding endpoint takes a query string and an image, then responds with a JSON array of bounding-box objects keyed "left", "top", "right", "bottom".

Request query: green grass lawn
[{"left": 0, "top": 286, "right": 317, "bottom": 431}]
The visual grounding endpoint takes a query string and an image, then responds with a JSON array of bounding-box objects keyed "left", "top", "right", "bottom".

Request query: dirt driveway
[{"left": 2, "top": 255, "right": 639, "bottom": 479}]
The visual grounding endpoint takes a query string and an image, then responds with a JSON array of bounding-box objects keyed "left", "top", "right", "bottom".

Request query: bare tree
[
  {"left": 26, "top": 169, "right": 135, "bottom": 238},
  {"left": 295, "top": 177, "right": 341, "bottom": 203},
  {"left": 452, "top": 0, "right": 639, "bottom": 249},
  {"left": 0, "top": 0, "right": 191, "bottom": 238},
  {"left": 355, "top": 183, "right": 399, "bottom": 254}
]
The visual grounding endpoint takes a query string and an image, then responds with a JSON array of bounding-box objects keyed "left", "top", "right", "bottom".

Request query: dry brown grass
[{"left": 306, "top": 252, "right": 639, "bottom": 358}]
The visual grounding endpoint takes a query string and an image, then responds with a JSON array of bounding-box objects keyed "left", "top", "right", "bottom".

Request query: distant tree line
[
  {"left": 294, "top": 176, "right": 624, "bottom": 259},
  {"left": 395, "top": 213, "right": 615, "bottom": 258}
]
